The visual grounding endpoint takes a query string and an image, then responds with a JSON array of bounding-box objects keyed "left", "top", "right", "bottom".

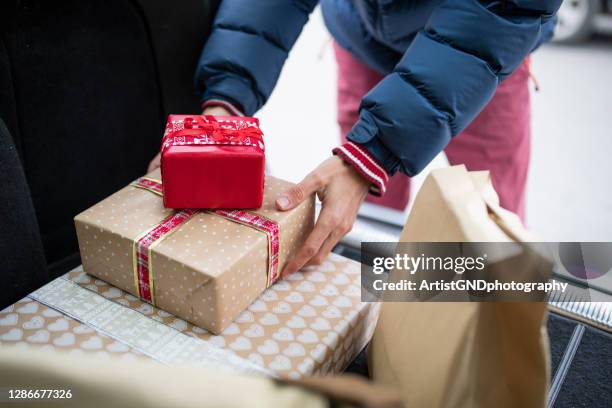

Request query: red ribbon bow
[{"left": 161, "top": 115, "right": 264, "bottom": 153}]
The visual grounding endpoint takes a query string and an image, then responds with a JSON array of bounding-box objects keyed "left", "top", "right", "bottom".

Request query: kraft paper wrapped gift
[
  {"left": 74, "top": 169, "right": 314, "bottom": 334},
  {"left": 0, "top": 254, "right": 380, "bottom": 378}
]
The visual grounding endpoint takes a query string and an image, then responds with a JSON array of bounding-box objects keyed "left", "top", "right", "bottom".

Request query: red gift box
[{"left": 160, "top": 115, "right": 265, "bottom": 209}]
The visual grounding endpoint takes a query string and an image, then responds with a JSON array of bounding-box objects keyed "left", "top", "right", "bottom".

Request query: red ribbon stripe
[{"left": 129, "top": 177, "right": 280, "bottom": 305}]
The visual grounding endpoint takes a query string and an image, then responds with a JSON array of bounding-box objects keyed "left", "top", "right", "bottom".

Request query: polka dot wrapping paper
[
  {"left": 74, "top": 169, "right": 315, "bottom": 334},
  {"left": 0, "top": 256, "right": 380, "bottom": 378}
]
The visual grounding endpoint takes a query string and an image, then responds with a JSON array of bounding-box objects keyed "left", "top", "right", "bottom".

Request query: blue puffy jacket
[{"left": 196, "top": 0, "right": 560, "bottom": 180}]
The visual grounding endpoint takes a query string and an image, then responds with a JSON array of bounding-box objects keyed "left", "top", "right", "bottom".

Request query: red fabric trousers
[{"left": 334, "top": 42, "right": 531, "bottom": 221}]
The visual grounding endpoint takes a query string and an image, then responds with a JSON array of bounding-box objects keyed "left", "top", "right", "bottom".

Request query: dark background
[{"left": 0, "top": 0, "right": 219, "bottom": 306}]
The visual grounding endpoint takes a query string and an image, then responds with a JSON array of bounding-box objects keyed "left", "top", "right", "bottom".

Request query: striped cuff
[
  {"left": 201, "top": 99, "right": 244, "bottom": 117},
  {"left": 332, "top": 142, "right": 389, "bottom": 196}
]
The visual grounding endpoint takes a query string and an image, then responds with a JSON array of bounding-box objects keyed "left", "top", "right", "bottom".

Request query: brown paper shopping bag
[{"left": 369, "top": 165, "right": 551, "bottom": 408}]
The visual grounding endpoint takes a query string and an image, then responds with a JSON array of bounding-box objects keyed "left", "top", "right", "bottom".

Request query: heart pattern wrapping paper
[
  {"left": 0, "top": 253, "right": 380, "bottom": 378},
  {"left": 0, "top": 298, "right": 144, "bottom": 361}
]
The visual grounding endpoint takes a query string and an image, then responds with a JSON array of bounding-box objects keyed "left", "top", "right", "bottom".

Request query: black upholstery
[
  {"left": 554, "top": 323, "right": 612, "bottom": 407},
  {"left": 0, "top": 0, "right": 216, "bottom": 308},
  {"left": 548, "top": 313, "right": 577, "bottom": 377},
  {"left": 0, "top": 118, "right": 48, "bottom": 307}
]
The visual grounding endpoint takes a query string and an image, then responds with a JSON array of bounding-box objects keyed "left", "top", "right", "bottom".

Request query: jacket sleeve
[
  {"left": 346, "top": 0, "right": 561, "bottom": 178},
  {"left": 195, "top": 0, "right": 319, "bottom": 115}
]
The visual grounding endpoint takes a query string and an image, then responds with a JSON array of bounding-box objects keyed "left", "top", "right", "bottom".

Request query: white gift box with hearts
[{"left": 0, "top": 253, "right": 380, "bottom": 378}]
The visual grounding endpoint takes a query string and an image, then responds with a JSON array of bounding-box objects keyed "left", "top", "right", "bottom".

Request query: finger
[
  {"left": 282, "top": 215, "right": 334, "bottom": 276},
  {"left": 276, "top": 172, "right": 323, "bottom": 211},
  {"left": 308, "top": 214, "right": 354, "bottom": 266},
  {"left": 147, "top": 154, "right": 161, "bottom": 172},
  {"left": 307, "top": 225, "right": 347, "bottom": 266}
]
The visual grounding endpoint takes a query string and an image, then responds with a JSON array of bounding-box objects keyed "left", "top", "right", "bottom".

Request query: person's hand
[
  {"left": 147, "top": 152, "right": 162, "bottom": 173},
  {"left": 146, "top": 105, "right": 233, "bottom": 172},
  {"left": 277, "top": 156, "right": 370, "bottom": 276}
]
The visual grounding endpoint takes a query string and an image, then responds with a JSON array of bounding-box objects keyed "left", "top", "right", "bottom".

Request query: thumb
[{"left": 276, "top": 173, "right": 321, "bottom": 211}]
